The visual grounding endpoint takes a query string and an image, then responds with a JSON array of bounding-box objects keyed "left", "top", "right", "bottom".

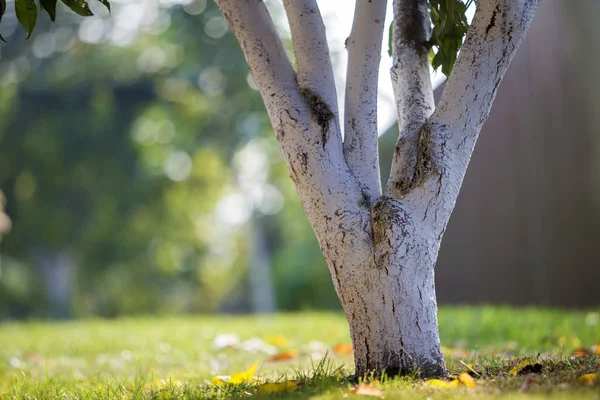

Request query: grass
[{"left": 0, "top": 306, "right": 599, "bottom": 399}]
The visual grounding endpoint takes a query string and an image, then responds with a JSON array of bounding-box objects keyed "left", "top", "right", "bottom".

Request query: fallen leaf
[
  {"left": 351, "top": 383, "right": 384, "bottom": 397},
  {"left": 268, "top": 350, "right": 299, "bottom": 362},
  {"left": 257, "top": 381, "right": 299, "bottom": 395},
  {"left": 241, "top": 338, "right": 277, "bottom": 354},
  {"left": 572, "top": 348, "right": 592, "bottom": 358},
  {"left": 332, "top": 343, "right": 353, "bottom": 356},
  {"left": 508, "top": 358, "right": 542, "bottom": 376},
  {"left": 211, "top": 360, "right": 259, "bottom": 386},
  {"left": 458, "top": 372, "right": 476, "bottom": 388},
  {"left": 211, "top": 376, "right": 229, "bottom": 387},
  {"left": 459, "top": 360, "right": 481, "bottom": 378},
  {"left": 425, "top": 379, "right": 459, "bottom": 389},
  {"left": 578, "top": 373, "right": 599, "bottom": 385},
  {"left": 519, "top": 376, "right": 537, "bottom": 392},
  {"left": 212, "top": 333, "right": 240, "bottom": 350},
  {"left": 265, "top": 335, "right": 288, "bottom": 348}
]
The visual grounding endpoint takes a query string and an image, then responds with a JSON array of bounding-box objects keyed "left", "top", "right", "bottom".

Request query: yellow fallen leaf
[
  {"left": 459, "top": 372, "right": 476, "bottom": 388},
  {"left": 459, "top": 360, "right": 481, "bottom": 377},
  {"left": 211, "top": 360, "right": 259, "bottom": 386},
  {"left": 509, "top": 358, "right": 542, "bottom": 376},
  {"left": 211, "top": 376, "right": 229, "bottom": 387},
  {"left": 257, "top": 381, "right": 299, "bottom": 395},
  {"left": 351, "top": 383, "right": 384, "bottom": 397},
  {"left": 267, "top": 350, "right": 299, "bottom": 362},
  {"left": 229, "top": 360, "right": 259, "bottom": 384},
  {"left": 332, "top": 343, "right": 353, "bottom": 356},
  {"left": 265, "top": 335, "right": 288, "bottom": 348},
  {"left": 425, "top": 379, "right": 459, "bottom": 389},
  {"left": 579, "top": 373, "right": 599, "bottom": 385}
]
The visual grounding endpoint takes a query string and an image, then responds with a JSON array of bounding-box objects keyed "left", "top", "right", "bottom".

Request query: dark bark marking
[
  {"left": 395, "top": 0, "right": 431, "bottom": 55},
  {"left": 299, "top": 152, "right": 308, "bottom": 173},
  {"left": 394, "top": 123, "right": 434, "bottom": 195},
  {"left": 300, "top": 87, "right": 334, "bottom": 149},
  {"left": 284, "top": 108, "right": 298, "bottom": 124},
  {"left": 359, "top": 190, "right": 371, "bottom": 209},
  {"left": 485, "top": 4, "right": 501, "bottom": 37}
]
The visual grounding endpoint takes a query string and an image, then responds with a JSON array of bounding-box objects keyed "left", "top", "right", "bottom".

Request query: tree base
[{"left": 353, "top": 359, "right": 449, "bottom": 381}]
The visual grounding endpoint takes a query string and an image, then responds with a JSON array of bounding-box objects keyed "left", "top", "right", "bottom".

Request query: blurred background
[{"left": 0, "top": 0, "right": 598, "bottom": 320}]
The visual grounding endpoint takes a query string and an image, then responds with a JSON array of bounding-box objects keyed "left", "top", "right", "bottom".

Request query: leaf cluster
[
  {"left": 429, "top": 0, "right": 474, "bottom": 76},
  {"left": 0, "top": 0, "right": 110, "bottom": 41},
  {"left": 387, "top": 0, "right": 475, "bottom": 77}
]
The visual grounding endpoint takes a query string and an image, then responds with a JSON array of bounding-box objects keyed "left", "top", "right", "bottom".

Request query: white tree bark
[
  {"left": 343, "top": 0, "right": 387, "bottom": 201},
  {"left": 216, "top": 0, "right": 540, "bottom": 378}
]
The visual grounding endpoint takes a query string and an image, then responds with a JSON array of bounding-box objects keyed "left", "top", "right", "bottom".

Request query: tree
[
  {"left": 214, "top": 0, "right": 540, "bottom": 378},
  {"left": 2, "top": 0, "right": 541, "bottom": 378}
]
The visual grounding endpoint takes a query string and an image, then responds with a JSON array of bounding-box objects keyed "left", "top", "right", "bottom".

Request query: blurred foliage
[{"left": 0, "top": 0, "right": 338, "bottom": 319}]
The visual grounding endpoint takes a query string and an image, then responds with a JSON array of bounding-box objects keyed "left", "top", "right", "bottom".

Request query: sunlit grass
[{"left": 1, "top": 307, "right": 599, "bottom": 399}]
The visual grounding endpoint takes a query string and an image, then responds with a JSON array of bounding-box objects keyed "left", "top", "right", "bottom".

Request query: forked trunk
[{"left": 216, "top": 0, "right": 541, "bottom": 381}]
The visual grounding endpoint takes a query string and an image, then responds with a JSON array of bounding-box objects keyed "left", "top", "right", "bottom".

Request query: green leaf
[
  {"left": 0, "top": 0, "right": 6, "bottom": 21},
  {"left": 96, "top": 0, "right": 110, "bottom": 12},
  {"left": 428, "top": 0, "right": 473, "bottom": 76},
  {"left": 15, "top": 0, "right": 37, "bottom": 39},
  {"left": 39, "top": 0, "right": 58, "bottom": 21},
  {"left": 61, "top": 0, "right": 93, "bottom": 16}
]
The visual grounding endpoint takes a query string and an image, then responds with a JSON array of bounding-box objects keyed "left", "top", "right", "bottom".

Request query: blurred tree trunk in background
[
  {"left": 248, "top": 217, "right": 276, "bottom": 313},
  {"left": 380, "top": 0, "right": 600, "bottom": 307},
  {"left": 32, "top": 249, "right": 75, "bottom": 319}
]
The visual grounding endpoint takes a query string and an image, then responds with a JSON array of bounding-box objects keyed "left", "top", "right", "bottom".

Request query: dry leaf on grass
[
  {"left": 267, "top": 350, "right": 300, "bottom": 362},
  {"left": 458, "top": 372, "right": 476, "bottom": 388},
  {"left": 264, "top": 335, "right": 288, "bottom": 348},
  {"left": 332, "top": 343, "right": 353, "bottom": 355},
  {"left": 425, "top": 379, "right": 459, "bottom": 389},
  {"left": 211, "top": 360, "right": 258, "bottom": 386},
  {"left": 578, "top": 373, "right": 599, "bottom": 385},
  {"left": 257, "top": 380, "right": 299, "bottom": 395},
  {"left": 572, "top": 348, "right": 594, "bottom": 358},
  {"left": 519, "top": 376, "right": 538, "bottom": 392},
  {"left": 508, "top": 358, "right": 542, "bottom": 376},
  {"left": 351, "top": 383, "right": 384, "bottom": 397}
]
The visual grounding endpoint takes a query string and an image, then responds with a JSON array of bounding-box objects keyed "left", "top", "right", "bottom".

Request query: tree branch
[
  {"left": 428, "top": 0, "right": 541, "bottom": 197},
  {"left": 390, "top": 0, "right": 541, "bottom": 231},
  {"left": 216, "top": 0, "right": 369, "bottom": 238},
  {"left": 432, "top": 0, "right": 540, "bottom": 139},
  {"left": 343, "top": 0, "right": 387, "bottom": 201},
  {"left": 282, "top": 0, "right": 340, "bottom": 129},
  {"left": 216, "top": 0, "right": 299, "bottom": 118},
  {"left": 385, "top": 0, "right": 435, "bottom": 197}
]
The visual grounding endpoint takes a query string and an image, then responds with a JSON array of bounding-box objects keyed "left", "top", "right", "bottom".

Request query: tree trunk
[
  {"left": 216, "top": 0, "right": 540, "bottom": 379},
  {"left": 350, "top": 197, "right": 445, "bottom": 377}
]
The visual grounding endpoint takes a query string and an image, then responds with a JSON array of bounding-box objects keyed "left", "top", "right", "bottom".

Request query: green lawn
[{"left": 1, "top": 307, "right": 599, "bottom": 399}]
